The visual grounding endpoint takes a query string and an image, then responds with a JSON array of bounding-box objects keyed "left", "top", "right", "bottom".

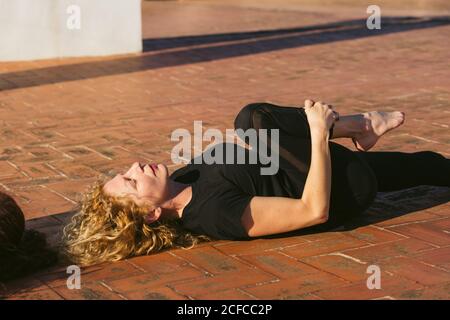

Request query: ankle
[
  {"left": 356, "top": 113, "right": 371, "bottom": 136},
  {"left": 330, "top": 113, "right": 370, "bottom": 139},
  {"left": 346, "top": 114, "right": 368, "bottom": 139}
]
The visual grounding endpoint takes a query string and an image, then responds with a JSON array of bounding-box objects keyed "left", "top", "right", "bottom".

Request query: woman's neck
[{"left": 160, "top": 181, "right": 192, "bottom": 220}]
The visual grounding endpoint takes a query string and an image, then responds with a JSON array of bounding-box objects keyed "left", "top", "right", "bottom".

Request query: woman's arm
[
  {"left": 301, "top": 128, "right": 331, "bottom": 220},
  {"left": 240, "top": 100, "right": 335, "bottom": 237}
]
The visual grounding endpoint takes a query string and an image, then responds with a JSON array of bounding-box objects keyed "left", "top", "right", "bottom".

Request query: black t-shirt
[{"left": 170, "top": 143, "right": 302, "bottom": 240}]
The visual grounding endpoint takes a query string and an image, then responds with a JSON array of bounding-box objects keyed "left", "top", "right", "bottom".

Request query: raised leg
[{"left": 234, "top": 102, "right": 405, "bottom": 152}]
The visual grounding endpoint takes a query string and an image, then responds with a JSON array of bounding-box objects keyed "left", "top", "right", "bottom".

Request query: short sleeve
[{"left": 200, "top": 185, "right": 253, "bottom": 240}]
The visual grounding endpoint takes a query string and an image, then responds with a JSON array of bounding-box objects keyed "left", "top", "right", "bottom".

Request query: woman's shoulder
[{"left": 170, "top": 164, "right": 200, "bottom": 184}]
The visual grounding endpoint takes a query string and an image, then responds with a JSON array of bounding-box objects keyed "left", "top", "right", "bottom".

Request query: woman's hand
[{"left": 303, "top": 99, "right": 339, "bottom": 139}]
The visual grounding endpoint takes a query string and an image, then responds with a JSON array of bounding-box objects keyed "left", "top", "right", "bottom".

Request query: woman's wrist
[{"left": 310, "top": 127, "right": 330, "bottom": 142}]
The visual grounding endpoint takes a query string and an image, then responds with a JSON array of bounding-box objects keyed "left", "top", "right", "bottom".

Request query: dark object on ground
[{"left": 0, "top": 192, "right": 58, "bottom": 282}]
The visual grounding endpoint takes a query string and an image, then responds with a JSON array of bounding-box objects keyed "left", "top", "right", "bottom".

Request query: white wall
[{"left": 0, "top": 0, "right": 142, "bottom": 61}]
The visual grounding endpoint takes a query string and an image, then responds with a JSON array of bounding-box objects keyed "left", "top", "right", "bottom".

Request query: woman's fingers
[
  {"left": 317, "top": 102, "right": 332, "bottom": 109},
  {"left": 313, "top": 101, "right": 332, "bottom": 111},
  {"left": 305, "top": 100, "right": 334, "bottom": 109},
  {"left": 304, "top": 99, "right": 314, "bottom": 108},
  {"left": 305, "top": 99, "right": 339, "bottom": 121}
]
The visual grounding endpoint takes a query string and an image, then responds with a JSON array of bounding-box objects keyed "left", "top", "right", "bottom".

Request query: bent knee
[
  {"left": 234, "top": 103, "right": 258, "bottom": 131},
  {"left": 234, "top": 102, "right": 273, "bottom": 131}
]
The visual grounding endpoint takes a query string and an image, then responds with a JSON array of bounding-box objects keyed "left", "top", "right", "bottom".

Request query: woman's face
[{"left": 103, "top": 162, "right": 170, "bottom": 207}]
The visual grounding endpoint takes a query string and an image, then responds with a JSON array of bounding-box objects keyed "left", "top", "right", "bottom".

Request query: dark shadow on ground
[
  {"left": 263, "top": 185, "right": 450, "bottom": 239},
  {"left": 1, "top": 185, "right": 448, "bottom": 296},
  {"left": 142, "top": 16, "right": 447, "bottom": 52},
  {"left": 1, "top": 16, "right": 449, "bottom": 91}
]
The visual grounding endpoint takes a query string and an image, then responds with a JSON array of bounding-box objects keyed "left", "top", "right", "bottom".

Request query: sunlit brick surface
[{"left": 1, "top": 1, "right": 449, "bottom": 300}]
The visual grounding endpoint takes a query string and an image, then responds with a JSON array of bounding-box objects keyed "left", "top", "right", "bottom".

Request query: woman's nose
[{"left": 124, "top": 162, "right": 141, "bottom": 177}]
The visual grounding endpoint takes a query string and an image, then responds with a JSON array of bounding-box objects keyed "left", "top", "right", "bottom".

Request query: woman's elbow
[
  {"left": 311, "top": 209, "right": 329, "bottom": 225},
  {"left": 315, "top": 213, "right": 329, "bottom": 224}
]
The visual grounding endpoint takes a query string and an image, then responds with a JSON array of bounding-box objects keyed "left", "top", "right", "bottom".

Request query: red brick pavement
[{"left": 0, "top": 1, "right": 449, "bottom": 299}]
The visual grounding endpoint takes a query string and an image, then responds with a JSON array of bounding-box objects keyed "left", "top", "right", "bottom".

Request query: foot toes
[{"left": 394, "top": 111, "right": 405, "bottom": 126}]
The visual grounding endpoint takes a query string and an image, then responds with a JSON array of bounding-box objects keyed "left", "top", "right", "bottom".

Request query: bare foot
[{"left": 352, "top": 111, "right": 405, "bottom": 151}]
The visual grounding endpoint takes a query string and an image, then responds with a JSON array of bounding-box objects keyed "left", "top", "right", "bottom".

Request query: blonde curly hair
[{"left": 62, "top": 179, "right": 210, "bottom": 266}]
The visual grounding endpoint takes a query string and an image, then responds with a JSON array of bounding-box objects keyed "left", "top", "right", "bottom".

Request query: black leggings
[{"left": 234, "top": 102, "right": 450, "bottom": 230}]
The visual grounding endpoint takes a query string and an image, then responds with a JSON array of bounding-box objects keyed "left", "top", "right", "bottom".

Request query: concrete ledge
[{"left": 0, "top": 0, "right": 142, "bottom": 61}]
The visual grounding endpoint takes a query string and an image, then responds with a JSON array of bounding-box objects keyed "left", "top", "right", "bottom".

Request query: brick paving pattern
[{"left": 0, "top": 0, "right": 449, "bottom": 299}]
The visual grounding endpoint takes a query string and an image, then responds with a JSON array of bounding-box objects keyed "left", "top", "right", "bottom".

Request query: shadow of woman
[{"left": 260, "top": 185, "right": 450, "bottom": 239}]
